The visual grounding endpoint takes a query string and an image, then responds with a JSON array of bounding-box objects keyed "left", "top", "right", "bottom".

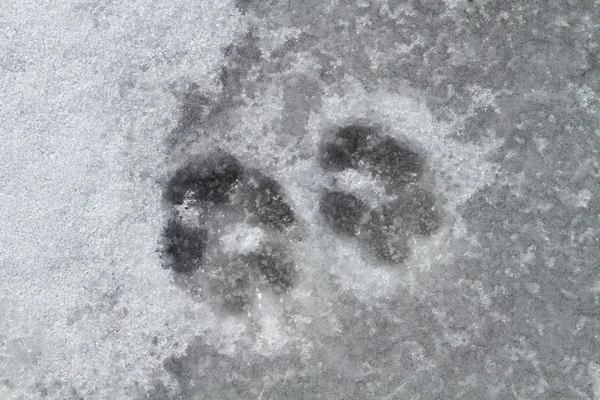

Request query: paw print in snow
[
  {"left": 318, "top": 124, "right": 440, "bottom": 263},
  {"left": 160, "top": 150, "right": 297, "bottom": 314}
]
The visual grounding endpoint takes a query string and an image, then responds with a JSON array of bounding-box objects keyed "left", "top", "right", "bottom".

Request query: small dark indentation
[
  {"left": 319, "top": 125, "right": 374, "bottom": 172},
  {"left": 335, "top": 125, "right": 373, "bottom": 149},
  {"left": 163, "top": 151, "right": 243, "bottom": 205},
  {"left": 246, "top": 174, "right": 295, "bottom": 230},
  {"left": 363, "top": 137, "right": 423, "bottom": 185},
  {"left": 319, "top": 142, "right": 354, "bottom": 171},
  {"left": 162, "top": 219, "right": 208, "bottom": 273},
  {"left": 360, "top": 207, "right": 410, "bottom": 263},
  {"left": 319, "top": 191, "right": 368, "bottom": 236},
  {"left": 244, "top": 248, "right": 296, "bottom": 292}
]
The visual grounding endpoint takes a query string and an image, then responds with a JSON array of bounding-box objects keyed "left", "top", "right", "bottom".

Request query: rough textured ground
[{"left": 1, "top": 0, "right": 599, "bottom": 399}]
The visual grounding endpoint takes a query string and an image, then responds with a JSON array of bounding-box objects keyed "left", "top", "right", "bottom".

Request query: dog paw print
[
  {"left": 317, "top": 124, "right": 441, "bottom": 263},
  {"left": 160, "top": 150, "right": 297, "bottom": 313}
]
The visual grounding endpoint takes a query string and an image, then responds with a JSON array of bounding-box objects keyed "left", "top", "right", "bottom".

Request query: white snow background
[{"left": 0, "top": 1, "right": 243, "bottom": 398}]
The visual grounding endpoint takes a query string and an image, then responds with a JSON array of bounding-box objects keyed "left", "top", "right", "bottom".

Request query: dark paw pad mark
[
  {"left": 320, "top": 191, "right": 368, "bottom": 236},
  {"left": 319, "top": 125, "right": 423, "bottom": 188},
  {"left": 359, "top": 189, "right": 440, "bottom": 263},
  {"left": 162, "top": 219, "right": 208, "bottom": 273},
  {"left": 163, "top": 151, "right": 243, "bottom": 205},
  {"left": 318, "top": 124, "right": 440, "bottom": 264},
  {"left": 362, "top": 137, "right": 423, "bottom": 185},
  {"left": 245, "top": 173, "right": 295, "bottom": 230},
  {"left": 360, "top": 206, "right": 410, "bottom": 263},
  {"left": 243, "top": 247, "right": 296, "bottom": 292},
  {"left": 318, "top": 125, "right": 374, "bottom": 172},
  {"left": 161, "top": 151, "right": 298, "bottom": 308}
]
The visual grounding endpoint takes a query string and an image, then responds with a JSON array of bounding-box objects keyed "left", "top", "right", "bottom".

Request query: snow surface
[{"left": 2, "top": 0, "right": 600, "bottom": 399}]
